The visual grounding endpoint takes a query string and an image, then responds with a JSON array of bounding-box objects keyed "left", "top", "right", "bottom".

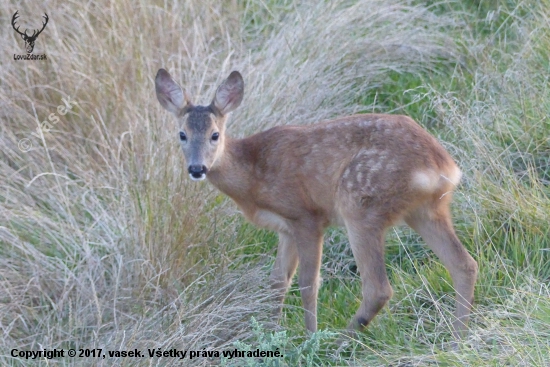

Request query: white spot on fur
[
  {"left": 376, "top": 121, "right": 386, "bottom": 130},
  {"left": 370, "top": 161, "right": 383, "bottom": 172},
  {"left": 365, "top": 177, "right": 371, "bottom": 189},
  {"left": 361, "top": 148, "right": 378, "bottom": 157},
  {"left": 343, "top": 167, "right": 351, "bottom": 179},
  {"left": 386, "top": 159, "right": 397, "bottom": 171}
]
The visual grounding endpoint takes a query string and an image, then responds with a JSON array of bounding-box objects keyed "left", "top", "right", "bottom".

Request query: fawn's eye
[
  {"left": 211, "top": 132, "right": 220, "bottom": 141},
  {"left": 179, "top": 131, "right": 187, "bottom": 141}
]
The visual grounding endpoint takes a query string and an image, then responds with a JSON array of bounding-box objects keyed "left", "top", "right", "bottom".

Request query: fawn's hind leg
[
  {"left": 405, "top": 200, "right": 478, "bottom": 339},
  {"left": 343, "top": 214, "right": 393, "bottom": 330}
]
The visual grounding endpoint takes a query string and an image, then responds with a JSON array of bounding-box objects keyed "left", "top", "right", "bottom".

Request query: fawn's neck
[{"left": 207, "top": 136, "right": 256, "bottom": 207}]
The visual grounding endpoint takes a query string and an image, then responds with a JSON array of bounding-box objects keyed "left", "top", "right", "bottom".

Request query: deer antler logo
[{"left": 12, "top": 11, "right": 49, "bottom": 54}]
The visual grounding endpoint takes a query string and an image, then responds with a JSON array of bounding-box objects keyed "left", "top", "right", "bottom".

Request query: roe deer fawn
[{"left": 155, "top": 69, "right": 478, "bottom": 339}]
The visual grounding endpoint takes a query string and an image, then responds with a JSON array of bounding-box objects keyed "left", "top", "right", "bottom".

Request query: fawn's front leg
[
  {"left": 270, "top": 222, "right": 324, "bottom": 333},
  {"left": 270, "top": 231, "right": 299, "bottom": 319},
  {"left": 294, "top": 222, "right": 324, "bottom": 333}
]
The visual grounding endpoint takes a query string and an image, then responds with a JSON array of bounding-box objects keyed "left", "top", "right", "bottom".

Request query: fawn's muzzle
[{"left": 188, "top": 165, "right": 208, "bottom": 181}]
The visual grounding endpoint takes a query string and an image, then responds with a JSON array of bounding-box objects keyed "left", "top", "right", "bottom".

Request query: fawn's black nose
[{"left": 188, "top": 165, "right": 208, "bottom": 180}]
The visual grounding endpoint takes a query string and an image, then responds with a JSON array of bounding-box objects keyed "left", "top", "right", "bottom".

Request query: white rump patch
[
  {"left": 442, "top": 165, "right": 462, "bottom": 187},
  {"left": 411, "top": 166, "right": 462, "bottom": 193},
  {"left": 410, "top": 170, "right": 439, "bottom": 192}
]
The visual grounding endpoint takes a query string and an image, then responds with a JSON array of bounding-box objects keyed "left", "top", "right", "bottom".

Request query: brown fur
[{"left": 155, "top": 69, "right": 478, "bottom": 339}]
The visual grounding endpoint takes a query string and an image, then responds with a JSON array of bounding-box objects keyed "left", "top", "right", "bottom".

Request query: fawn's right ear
[{"left": 155, "top": 69, "right": 191, "bottom": 115}]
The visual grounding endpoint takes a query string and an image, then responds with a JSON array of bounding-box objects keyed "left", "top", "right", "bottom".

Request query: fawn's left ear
[
  {"left": 155, "top": 69, "right": 192, "bottom": 115},
  {"left": 211, "top": 71, "right": 244, "bottom": 116}
]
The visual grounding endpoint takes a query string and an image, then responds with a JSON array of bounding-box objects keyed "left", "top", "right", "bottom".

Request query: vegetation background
[{"left": 0, "top": 0, "right": 548, "bottom": 365}]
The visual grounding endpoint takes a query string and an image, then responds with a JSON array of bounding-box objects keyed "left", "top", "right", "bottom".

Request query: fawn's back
[{"left": 218, "top": 114, "right": 462, "bottom": 231}]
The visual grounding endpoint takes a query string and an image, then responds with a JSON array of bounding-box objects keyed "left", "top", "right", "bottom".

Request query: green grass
[{"left": 1, "top": 0, "right": 549, "bottom": 366}]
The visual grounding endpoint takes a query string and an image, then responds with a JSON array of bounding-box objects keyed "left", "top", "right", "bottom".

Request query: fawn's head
[{"left": 155, "top": 69, "right": 244, "bottom": 181}]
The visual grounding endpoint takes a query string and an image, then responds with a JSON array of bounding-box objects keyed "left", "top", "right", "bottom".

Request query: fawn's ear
[
  {"left": 155, "top": 69, "right": 191, "bottom": 115},
  {"left": 211, "top": 71, "right": 244, "bottom": 116}
]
